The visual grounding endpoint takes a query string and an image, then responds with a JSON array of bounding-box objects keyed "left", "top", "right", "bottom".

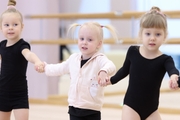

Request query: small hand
[
  {"left": 169, "top": 74, "right": 179, "bottom": 90},
  {"left": 98, "top": 70, "right": 109, "bottom": 87},
  {"left": 35, "top": 61, "right": 45, "bottom": 73}
]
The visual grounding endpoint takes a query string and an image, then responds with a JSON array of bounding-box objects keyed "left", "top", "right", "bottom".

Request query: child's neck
[
  {"left": 81, "top": 55, "right": 91, "bottom": 60},
  {"left": 6, "top": 38, "right": 20, "bottom": 47},
  {"left": 140, "top": 46, "right": 162, "bottom": 59}
]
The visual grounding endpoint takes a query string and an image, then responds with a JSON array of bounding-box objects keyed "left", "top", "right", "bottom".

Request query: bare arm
[{"left": 22, "top": 48, "right": 44, "bottom": 72}]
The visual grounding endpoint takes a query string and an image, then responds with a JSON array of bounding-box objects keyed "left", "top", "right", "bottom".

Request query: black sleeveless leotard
[{"left": 110, "top": 46, "right": 179, "bottom": 120}]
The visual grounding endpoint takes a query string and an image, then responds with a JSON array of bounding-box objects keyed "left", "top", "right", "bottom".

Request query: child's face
[
  {"left": 140, "top": 27, "right": 166, "bottom": 51},
  {"left": 0, "top": 13, "right": 23, "bottom": 41},
  {"left": 78, "top": 26, "right": 102, "bottom": 59}
]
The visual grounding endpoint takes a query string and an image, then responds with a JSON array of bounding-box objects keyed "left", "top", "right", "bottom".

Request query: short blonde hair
[
  {"left": 0, "top": 0, "right": 23, "bottom": 25},
  {"left": 139, "top": 6, "right": 167, "bottom": 35},
  {"left": 67, "top": 21, "right": 118, "bottom": 42}
]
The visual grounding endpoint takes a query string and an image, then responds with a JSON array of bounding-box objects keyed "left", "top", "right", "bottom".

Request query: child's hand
[
  {"left": 98, "top": 70, "right": 109, "bottom": 87},
  {"left": 35, "top": 61, "right": 45, "bottom": 73},
  {"left": 169, "top": 74, "right": 179, "bottom": 90},
  {"left": 106, "top": 79, "right": 112, "bottom": 86}
]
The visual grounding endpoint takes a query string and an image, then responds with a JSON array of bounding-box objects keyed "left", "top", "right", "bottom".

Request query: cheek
[
  {"left": 78, "top": 41, "right": 82, "bottom": 47},
  {"left": 1, "top": 29, "right": 6, "bottom": 33},
  {"left": 97, "top": 40, "right": 102, "bottom": 46}
]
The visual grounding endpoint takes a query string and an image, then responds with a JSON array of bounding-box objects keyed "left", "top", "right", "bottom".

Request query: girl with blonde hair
[
  {"left": 0, "top": 0, "right": 44, "bottom": 120},
  {"left": 37, "top": 21, "right": 118, "bottom": 120}
]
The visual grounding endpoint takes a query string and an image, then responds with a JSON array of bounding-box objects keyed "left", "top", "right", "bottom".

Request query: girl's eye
[
  {"left": 4, "top": 24, "right": 9, "bottom": 27},
  {"left": 156, "top": 33, "right": 161, "bottom": 36},
  {"left": 80, "top": 38, "right": 84, "bottom": 40},
  {"left": 14, "top": 24, "right": 18, "bottom": 26},
  {"left": 88, "top": 39, "right": 92, "bottom": 42},
  {"left": 145, "top": 33, "right": 150, "bottom": 36}
]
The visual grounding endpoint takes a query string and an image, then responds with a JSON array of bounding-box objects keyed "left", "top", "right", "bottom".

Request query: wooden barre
[
  {"left": 30, "top": 38, "right": 180, "bottom": 45},
  {"left": 30, "top": 38, "right": 136, "bottom": 45},
  {"left": 26, "top": 11, "right": 180, "bottom": 19}
]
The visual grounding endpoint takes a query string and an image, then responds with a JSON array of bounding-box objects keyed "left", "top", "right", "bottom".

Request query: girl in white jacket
[{"left": 38, "top": 21, "right": 118, "bottom": 120}]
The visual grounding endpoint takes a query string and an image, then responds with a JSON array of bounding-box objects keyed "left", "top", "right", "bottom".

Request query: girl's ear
[
  {"left": 22, "top": 23, "right": 24, "bottom": 29},
  {"left": 138, "top": 31, "right": 141, "bottom": 38},
  {"left": 138, "top": 31, "right": 142, "bottom": 42},
  {"left": 164, "top": 32, "right": 168, "bottom": 40},
  {"left": 98, "top": 40, "right": 102, "bottom": 48}
]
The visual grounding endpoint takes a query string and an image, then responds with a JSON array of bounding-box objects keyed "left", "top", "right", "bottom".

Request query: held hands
[
  {"left": 169, "top": 74, "right": 179, "bottom": 90},
  {"left": 35, "top": 61, "right": 45, "bottom": 73},
  {"left": 98, "top": 70, "right": 112, "bottom": 87}
]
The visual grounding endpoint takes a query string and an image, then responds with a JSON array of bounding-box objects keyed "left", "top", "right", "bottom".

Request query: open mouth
[{"left": 82, "top": 47, "right": 88, "bottom": 50}]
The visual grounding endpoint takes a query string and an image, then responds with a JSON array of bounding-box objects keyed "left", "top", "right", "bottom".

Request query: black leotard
[
  {"left": 110, "top": 46, "right": 179, "bottom": 120},
  {"left": 0, "top": 39, "right": 30, "bottom": 91},
  {"left": 0, "top": 39, "right": 30, "bottom": 111}
]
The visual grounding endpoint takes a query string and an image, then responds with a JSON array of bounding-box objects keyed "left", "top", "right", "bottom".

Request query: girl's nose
[
  {"left": 150, "top": 35, "right": 155, "bottom": 41},
  {"left": 83, "top": 40, "right": 87, "bottom": 44},
  {"left": 9, "top": 25, "right": 13, "bottom": 30}
]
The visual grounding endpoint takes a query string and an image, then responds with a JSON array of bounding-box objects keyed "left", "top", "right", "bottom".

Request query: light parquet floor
[
  {"left": 11, "top": 77, "right": 180, "bottom": 120},
  {"left": 10, "top": 103, "right": 180, "bottom": 120},
  {"left": 10, "top": 90, "right": 180, "bottom": 120}
]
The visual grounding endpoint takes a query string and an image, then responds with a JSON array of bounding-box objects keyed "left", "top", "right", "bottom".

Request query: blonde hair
[
  {"left": 67, "top": 21, "right": 119, "bottom": 42},
  {"left": 139, "top": 6, "right": 167, "bottom": 35},
  {"left": 0, "top": 0, "right": 23, "bottom": 25}
]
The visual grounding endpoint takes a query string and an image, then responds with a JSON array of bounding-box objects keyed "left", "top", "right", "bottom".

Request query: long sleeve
[
  {"left": 45, "top": 56, "right": 70, "bottom": 76},
  {"left": 178, "top": 78, "right": 180, "bottom": 87},
  {"left": 110, "top": 47, "right": 131, "bottom": 84},
  {"left": 97, "top": 55, "right": 116, "bottom": 76},
  {"left": 164, "top": 56, "right": 180, "bottom": 87},
  {"left": 45, "top": 62, "right": 69, "bottom": 76},
  {"left": 164, "top": 56, "right": 179, "bottom": 76}
]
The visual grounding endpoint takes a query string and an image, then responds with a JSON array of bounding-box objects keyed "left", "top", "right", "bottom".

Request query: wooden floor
[
  {"left": 10, "top": 103, "right": 180, "bottom": 120},
  {"left": 9, "top": 89, "right": 180, "bottom": 120},
  {"left": 10, "top": 76, "right": 180, "bottom": 120}
]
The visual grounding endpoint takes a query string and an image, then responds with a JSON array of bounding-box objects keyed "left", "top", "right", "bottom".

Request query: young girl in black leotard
[
  {"left": 0, "top": 0, "right": 44, "bottom": 120},
  {"left": 99, "top": 6, "right": 179, "bottom": 120}
]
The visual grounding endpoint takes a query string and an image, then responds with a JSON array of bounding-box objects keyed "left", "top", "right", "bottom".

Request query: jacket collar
[{"left": 79, "top": 52, "right": 105, "bottom": 61}]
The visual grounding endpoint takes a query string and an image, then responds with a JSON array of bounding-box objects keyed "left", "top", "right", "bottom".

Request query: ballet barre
[
  {"left": 30, "top": 38, "right": 180, "bottom": 45},
  {"left": 26, "top": 11, "right": 180, "bottom": 19}
]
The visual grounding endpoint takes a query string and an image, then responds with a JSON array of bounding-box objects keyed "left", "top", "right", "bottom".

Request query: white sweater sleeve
[
  {"left": 45, "top": 61, "right": 69, "bottom": 76},
  {"left": 98, "top": 55, "right": 116, "bottom": 76}
]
